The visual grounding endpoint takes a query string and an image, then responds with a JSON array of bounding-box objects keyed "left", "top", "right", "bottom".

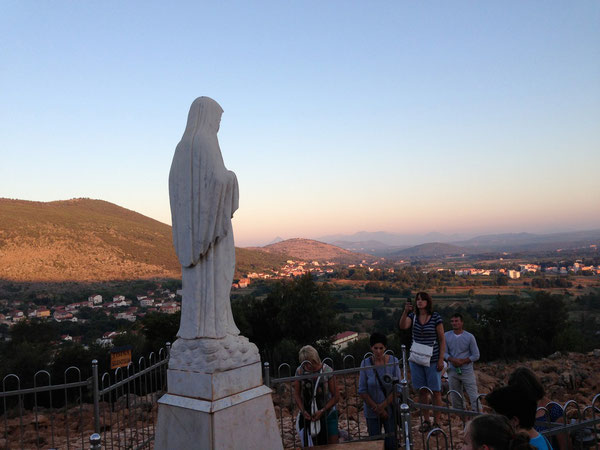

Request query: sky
[{"left": 1, "top": 1, "right": 599, "bottom": 247}]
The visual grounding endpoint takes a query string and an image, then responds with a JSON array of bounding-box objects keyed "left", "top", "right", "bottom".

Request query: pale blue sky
[{"left": 2, "top": 1, "right": 599, "bottom": 246}]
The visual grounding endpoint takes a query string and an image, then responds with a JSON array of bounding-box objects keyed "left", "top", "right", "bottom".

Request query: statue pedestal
[{"left": 155, "top": 360, "right": 283, "bottom": 450}]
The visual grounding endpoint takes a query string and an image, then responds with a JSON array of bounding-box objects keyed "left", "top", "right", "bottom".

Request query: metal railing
[
  {"left": 0, "top": 344, "right": 170, "bottom": 450},
  {"left": 265, "top": 345, "right": 600, "bottom": 450}
]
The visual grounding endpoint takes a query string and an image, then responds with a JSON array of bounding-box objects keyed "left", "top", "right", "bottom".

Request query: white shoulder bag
[{"left": 408, "top": 341, "right": 433, "bottom": 367}]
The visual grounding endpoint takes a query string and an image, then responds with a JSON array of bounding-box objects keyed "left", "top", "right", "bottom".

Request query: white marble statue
[{"left": 168, "top": 97, "right": 258, "bottom": 372}]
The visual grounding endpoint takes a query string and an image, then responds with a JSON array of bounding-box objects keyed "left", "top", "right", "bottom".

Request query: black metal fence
[
  {"left": 0, "top": 344, "right": 169, "bottom": 450},
  {"left": 265, "top": 345, "right": 600, "bottom": 450}
]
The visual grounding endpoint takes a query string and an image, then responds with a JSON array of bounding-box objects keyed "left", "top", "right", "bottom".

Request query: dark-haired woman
[
  {"left": 398, "top": 291, "right": 445, "bottom": 432},
  {"left": 463, "top": 414, "right": 534, "bottom": 450},
  {"left": 358, "top": 333, "right": 401, "bottom": 450},
  {"left": 486, "top": 385, "right": 553, "bottom": 450},
  {"left": 508, "top": 367, "right": 566, "bottom": 450}
]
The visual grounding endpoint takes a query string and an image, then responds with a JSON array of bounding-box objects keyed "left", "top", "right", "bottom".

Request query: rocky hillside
[
  {"left": 235, "top": 247, "right": 292, "bottom": 276},
  {"left": 0, "top": 198, "right": 180, "bottom": 282},
  {"left": 0, "top": 198, "right": 290, "bottom": 283},
  {"left": 257, "top": 238, "right": 373, "bottom": 264}
]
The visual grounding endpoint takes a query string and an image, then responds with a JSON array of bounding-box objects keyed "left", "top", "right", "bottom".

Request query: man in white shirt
[{"left": 444, "top": 313, "right": 481, "bottom": 411}]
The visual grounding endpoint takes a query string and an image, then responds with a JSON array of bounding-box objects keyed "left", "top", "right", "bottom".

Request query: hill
[
  {"left": 391, "top": 242, "right": 467, "bottom": 258},
  {"left": 0, "top": 198, "right": 180, "bottom": 282},
  {"left": 0, "top": 198, "right": 288, "bottom": 283},
  {"left": 235, "top": 247, "right": 291, "bottom": 276},
  {"left": 257, "top": 238, "right": 373, "bottom": 263}
]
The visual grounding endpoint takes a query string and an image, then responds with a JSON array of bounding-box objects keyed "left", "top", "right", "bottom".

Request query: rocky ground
[
  {"left": 0, "top": 394, "right": 158, "bottom": 449},
  {"left": 0, "top": 351, "right": 598, "bottom": 449}
]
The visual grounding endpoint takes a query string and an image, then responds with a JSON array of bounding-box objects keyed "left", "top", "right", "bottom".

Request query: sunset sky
[{"left": 2, "top": 1, "right": 599, "bottom": 246}]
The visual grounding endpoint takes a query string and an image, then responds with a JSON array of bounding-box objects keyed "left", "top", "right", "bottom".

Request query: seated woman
[
  {"left": 508, "top": 367, "right": 567, "bottom": 450},
  {"left": 463, "top": 414, "right": 534, "bottom": 450},
  {"left": 358, "top": 332, "right": 401, "bottom": 450},
  {"left": 293, "top": 345, "right": 339, "bottom": 446}
]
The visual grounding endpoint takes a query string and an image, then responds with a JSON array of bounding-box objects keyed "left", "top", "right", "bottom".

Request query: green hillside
[{"left": 235, "top": 247, "right": 292, "bottom": 277}]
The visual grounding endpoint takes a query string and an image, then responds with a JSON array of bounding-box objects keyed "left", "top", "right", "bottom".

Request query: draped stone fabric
[{"left": 169, "top": 97, "right": 240, "bottom": 339}]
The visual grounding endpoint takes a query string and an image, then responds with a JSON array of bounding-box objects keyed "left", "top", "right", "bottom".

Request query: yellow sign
[{"left": 110, "top": 348, "right": 132, "bottom": 369}]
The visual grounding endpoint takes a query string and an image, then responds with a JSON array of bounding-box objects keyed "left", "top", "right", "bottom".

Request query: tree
[
  {"left": 372, "top": 307, "right": 388, "bottom": 321},
  {"left": 10, "top": 319, "right": 60, "bottom": 344},
  {"left": 233, "top": 273, "right": 340, "bottom": 365},
  {"left": 140, "top": 311, "right": 180, "bottom": 353},
  {"left": 277, "top": 273, "right": 340, "bottom": 346},
  {"left": 496, "top": 275, "right": 509, "bottom": 286}
]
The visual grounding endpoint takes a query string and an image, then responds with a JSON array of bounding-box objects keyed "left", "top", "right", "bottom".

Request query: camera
[{"left": 383, "top": 374, "right": 399, "bottom": 384}]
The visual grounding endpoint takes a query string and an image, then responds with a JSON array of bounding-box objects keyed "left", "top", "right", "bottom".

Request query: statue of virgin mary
[{"left": 168, "top": 96, "right": 241, "bottom": 340}]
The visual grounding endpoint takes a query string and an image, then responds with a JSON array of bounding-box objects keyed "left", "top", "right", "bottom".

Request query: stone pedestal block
[
  {"left": 155, "top": 386, "right": 283, "bottom": 450},
  {"left": 167, "top": 361, "right": 262, "bottom": 401}
]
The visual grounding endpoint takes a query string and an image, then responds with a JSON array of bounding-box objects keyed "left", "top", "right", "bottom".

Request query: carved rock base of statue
[
  {"left": 167, "top": 337, "right": 261, "bottom": 400},
  {"left": 155, "top": 336, "right": 282, "bottom": 450},
  {"left": 168, "top": 334, "right": 260, "bottom": 373}
]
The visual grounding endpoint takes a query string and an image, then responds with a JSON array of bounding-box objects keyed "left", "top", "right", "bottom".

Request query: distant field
[{"left": 336, "top": 298, "right": 396, "bottom": 310}]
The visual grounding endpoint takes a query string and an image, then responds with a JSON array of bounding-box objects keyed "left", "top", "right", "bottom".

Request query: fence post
[
  {"left": 400, "top": 402, "right": 412, "bottom": 449},
  {"left": 401, "top": 344, "right": 407, "bottom": 381},
  {"left": 92, "top": 359, "right": 100, "bottom": 434},
  {"left": 166, "top": 341, "right": 171, "bottom": 358},
  {"left": 400, "top": 379, "right": 410, "bottom": 405},
  {"left": 263, "top": 362, "right": 270, "bottom": 387},
  {"left": 89, "top": 432, "right": 101, "bottom": 449}
]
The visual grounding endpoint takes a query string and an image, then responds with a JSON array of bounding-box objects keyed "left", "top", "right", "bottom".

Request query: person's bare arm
[
  {"left": 360, "top": 393, "right": 378, "bottom": 412},
  {"left": 313, "top": 376, "right": 340, "bottom": 420},
  {"left": 398, "top": 302, "right": 413, "bottom": 329},
  {"left": 293, "top": 380, "right": 311, "bottom": 420},
  {"left": 436, "top": 322, "right": 445, "bottom": 371}
]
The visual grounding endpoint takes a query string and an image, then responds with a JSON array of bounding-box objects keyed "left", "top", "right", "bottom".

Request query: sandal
[{"left": 418, "top": 420, "right": 432, "bottom": 433}]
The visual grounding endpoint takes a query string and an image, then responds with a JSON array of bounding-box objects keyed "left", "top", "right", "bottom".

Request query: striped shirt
[{"left": 409, "top": 312, "right": 443, "bottom": 363}]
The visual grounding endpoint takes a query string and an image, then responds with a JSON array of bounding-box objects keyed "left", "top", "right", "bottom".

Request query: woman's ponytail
[{"left": 508, "top": 431, "right": 533, "bottom": 450}]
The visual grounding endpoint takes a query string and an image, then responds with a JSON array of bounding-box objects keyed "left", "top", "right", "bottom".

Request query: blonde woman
[{"left": 293, "top": 345, "right": 339, "bottom": 446}]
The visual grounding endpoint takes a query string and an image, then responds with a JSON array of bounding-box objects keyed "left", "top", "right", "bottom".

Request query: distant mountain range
[
  {"left": 454, "top": 230, "right": 600, "bottom": 251},
  {"left": 320, "top": 229, "right": 600, "bottom": 257},
  {"left": 391, "top": 242, "right": 467, "bottom": 258},
  {"left": 318, "top": 231, "right": 472, "bottom": 247}
]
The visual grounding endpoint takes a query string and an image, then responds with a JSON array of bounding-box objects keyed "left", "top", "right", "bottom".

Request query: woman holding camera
[
  {"left": 358, "top": 332, "right": 401, "bottom": 450},
  {"left": 398, "top": 291, "right": 445, "bottom": 432}
]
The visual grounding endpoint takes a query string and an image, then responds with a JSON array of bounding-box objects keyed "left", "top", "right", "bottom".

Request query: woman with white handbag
[{"left": 398, "top": 292, "right": 446, "bottom": 432}]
